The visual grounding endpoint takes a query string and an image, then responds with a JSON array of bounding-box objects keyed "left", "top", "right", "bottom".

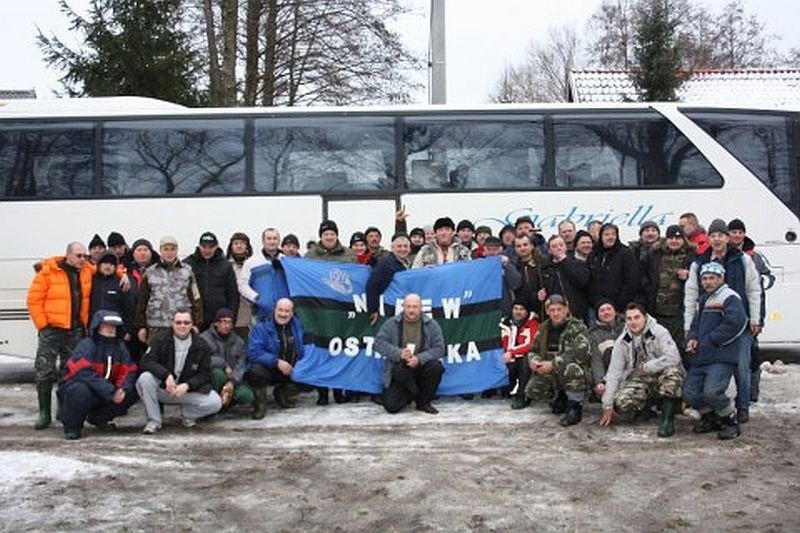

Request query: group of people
[{"left": 26, "top": 209, "right": 772, "bottom": 441}]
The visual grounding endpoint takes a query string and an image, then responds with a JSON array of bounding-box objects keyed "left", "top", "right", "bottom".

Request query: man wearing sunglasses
[
  {"left": 28, "top": 241, "right": 94, "bottom": 430},
  {"left": 136, "top": 309, "right": 222, "bottom": 434}
]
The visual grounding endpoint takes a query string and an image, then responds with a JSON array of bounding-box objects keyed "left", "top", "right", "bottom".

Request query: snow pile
[{"left": 0, "top": 451, "right": 110, "bottom": 495}]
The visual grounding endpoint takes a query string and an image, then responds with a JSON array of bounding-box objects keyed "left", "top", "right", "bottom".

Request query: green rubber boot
[
  {"left": 34, "top": 382, "right": 53, "bottom": 430},
  {"left": 658, "top": 398, "right": 677, "bottom": 438},
  {"left": 252, "top": 387, "right": 268, "bottom": 420}
]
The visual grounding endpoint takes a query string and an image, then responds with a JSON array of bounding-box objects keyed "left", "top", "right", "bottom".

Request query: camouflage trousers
[
  {"left": 613, "top": 365, "right": 684, "bottom": 414},
  {"left": 35, "top": 326, "right": 84, "bottom": 384},
  {"left": 525, "top": 359, "right": 588, "bottom": 402}
]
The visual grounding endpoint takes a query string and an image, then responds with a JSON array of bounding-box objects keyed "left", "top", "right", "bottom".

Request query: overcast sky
[{"left": 2, "top": 0, "right": 798, "bottom": 104}]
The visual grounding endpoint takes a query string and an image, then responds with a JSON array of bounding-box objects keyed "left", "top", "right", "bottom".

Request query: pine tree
[
  {"left": 632, "top": 0, "right": 684, "bottom": 101},
  {"left": 38, "top": 0, "right": 205, "bottom": 106}
]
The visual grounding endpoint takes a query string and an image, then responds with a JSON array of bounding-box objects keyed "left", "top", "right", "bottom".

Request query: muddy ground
[{"left": 0, "top": 365, "right": 798, "bottom": 532}]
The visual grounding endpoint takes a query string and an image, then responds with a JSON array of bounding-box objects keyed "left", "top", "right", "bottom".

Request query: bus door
[{"left": 323, "top": 197, "right": 399, "bottom": 249}]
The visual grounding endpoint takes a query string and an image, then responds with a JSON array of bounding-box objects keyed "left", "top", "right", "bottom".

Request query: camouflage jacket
[
  {"left": 411, "top": 241, "right": 471, "bottom": 268},
  {"left": 135, "top": 260, "right": 202, "bottom": 328},
  {"left": 530, "top": 316, "right": 590, "bottom": 369}
]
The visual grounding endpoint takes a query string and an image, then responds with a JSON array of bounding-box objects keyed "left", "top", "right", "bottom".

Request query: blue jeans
[
  {"left": 734, "top": 330, "right": 753, "bottom": 410},
  {"left": 684, "top": 363, "right": 736, "bottom": 416}
]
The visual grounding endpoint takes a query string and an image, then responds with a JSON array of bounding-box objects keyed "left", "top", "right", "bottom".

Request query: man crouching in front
[
  {"left": 136, "top": 309, "right": 221, "bottom": 434},
  {"left": 374, "top": 293, "right": 445, "bottom": 414}
]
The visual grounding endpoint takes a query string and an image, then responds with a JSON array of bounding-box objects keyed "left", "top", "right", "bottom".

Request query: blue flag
[{"left": 285, "top": 257, "right": 508, "bottom": 395}]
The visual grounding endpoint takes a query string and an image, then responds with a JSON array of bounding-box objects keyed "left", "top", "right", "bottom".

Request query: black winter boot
[
  {"left": 550, "top": 390, "right": 568, "bottom": 414},
  {"left": 717, "top": 414, "right": 741, "bottom": 440},
  {"left": 658, "top": 398, "right": 678, "bottom": 438},
  {"left": 693, "top": 411, "right": 721, "bottom": 433},
  {"left": 559, "top": 400, "right": 583, "bottom": 426},
  {"left": 252, "top": 387, "right": 268, "bottom": 420},
  {"left": 34, "top": 382, "right": 53, "bottom": 430},
  {"left": 316, "top": 387, "right": 329, "bottom": 406},
  {"left": 273, "top": 384, "right": 295, "bottom": 409}
]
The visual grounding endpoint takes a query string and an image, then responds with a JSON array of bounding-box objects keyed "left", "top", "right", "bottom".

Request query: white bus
[{"left": 1, "top": 98, "right": 798, "bottom": 357}]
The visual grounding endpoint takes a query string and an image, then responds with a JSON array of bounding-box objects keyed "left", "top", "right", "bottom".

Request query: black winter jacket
[
  {"left": 588, "top": 240, "right": 639, "bottom": 309},
  {"left": 184, "top": 248, "right": 239, "bottom": 329},
  {"left": 140, "top": 333, "right": 213, "bottom": 393},
  {"left": 541, "top": 255, "right": 590, "bottom": 320}
]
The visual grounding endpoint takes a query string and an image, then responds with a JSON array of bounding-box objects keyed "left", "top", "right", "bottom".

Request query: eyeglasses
[{"left": 173, "top": 320, "right": 192, "bottom": 325}]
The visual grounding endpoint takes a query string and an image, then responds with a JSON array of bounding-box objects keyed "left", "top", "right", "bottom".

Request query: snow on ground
[
  {"left": 0, "top": 365, "right": 797, "bottom": 531},
  {"left": 0, "top": 451, "right": 110, "bottom": 495}
]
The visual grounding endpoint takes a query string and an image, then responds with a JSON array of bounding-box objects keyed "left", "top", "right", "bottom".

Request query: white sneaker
[
  {"left": 181, "top": 418, "right": 197, "bottom": 428},
  {"left": 143, "top": 421, "right": 161, "bottom": 434}
]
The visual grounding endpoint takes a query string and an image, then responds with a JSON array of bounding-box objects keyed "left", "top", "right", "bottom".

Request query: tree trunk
[
  {"left": 202, "top": 0, "right": 222, "bottom": 105},
  {"left": 220, "top": 0, "right": 239, "bottom": 106},
  {"left": 243, "top": 0, "right": 263, "bottom": 106},
  {"left": 261, "top": 0, "right": 278, "bottom": 106}
]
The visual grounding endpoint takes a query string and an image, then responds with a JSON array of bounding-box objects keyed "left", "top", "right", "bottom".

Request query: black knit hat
[
  {"left": 639, "top": 220, "right": 660, "bottom": 236},
  {"left": 107, "top": 232, "right": 126, "bottom": 248},
  {"left": 409, "top": 227, "right": 425, "bottom": 239},
  {"left": 456, "top": 219, "right": 475, "bottom": 232},
  {"left": 708, "top": 218, "right": 729, "bottom": 235},
  {"left": 319, "top": 220, "right": 339, "bottom": 236},
  {"left": 88, "top": 234, "right": 105, "bottom": 249},
  {"left": 131, "top": 238, "right": 154, "bottom": 253},
  {"left": 281, "top": 234, "right": 300, "bottom": 247},
  {"left": 350, "top": 231, "right": 366, "bottom": 246},
  {"left": 433, "top": 217, "right": 455, "bottom": 231},
  {"left": 199, "top": 231, "right": 218, "bottom": 246},
  {"left": 728, "top": 218, "right": 746, "bottom": 232},
  {"left": 97, "top": 250, "right": 118, "bottom": 266},
  {"left": 665, "top": 225, "right": 685, "bottom": 239},
  {"left": 595, "top": 298, "right": 616, "bottom": 315}
]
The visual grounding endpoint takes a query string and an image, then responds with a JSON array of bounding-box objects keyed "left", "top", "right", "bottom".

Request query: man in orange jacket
[{"left": 27, "top": 241, "right": 94, "bottom": 430}]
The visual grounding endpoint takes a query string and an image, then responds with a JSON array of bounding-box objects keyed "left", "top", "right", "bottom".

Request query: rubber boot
[
  {"left": 658, "top": 398, "right": 677, "bottom": 438},
  {"left": 550, "top": 390, "right": 568, "bottom": 414},
  {"left": 510, "top": 394, "right": 530, "bottom": 410},
  {"left": 252, "top": 387, "right": 268, "bottom": 420},
  {"left": 273, "top": 383, "right": 295, "bottom": 409},
  {"left": 717, "top": 413, "right": 741, "bottom": 440},
  {"left": 34, "top": 382, "right": 53, "bottom": 430},
  {"left": 316, "top": 387, "right": 329, "bottom": 406},
  {"left": 559, "top": 400, "right": 582, "bottom": 426}
]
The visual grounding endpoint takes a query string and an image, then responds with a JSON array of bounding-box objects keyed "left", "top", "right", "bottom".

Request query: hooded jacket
[
  {"left": 588, "top": 231, "right": 639, "bottom": 309},
  {"left": 27, "top": 256, "right": 94, "bottom": 331},
  {"left": 90, "top": 252, "right": 136, "bottom": 335},
  {"left": 601, "top": 315, "right": 683, "bottom": 410},
  {"left": 687, "top": 283, "right": 748, "bottom": 367},
  {"left": 60, "top": 310, "right": 138, "bottom": 399}
]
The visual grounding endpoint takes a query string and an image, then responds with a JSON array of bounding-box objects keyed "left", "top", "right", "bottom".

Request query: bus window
[
  {"left": 253, "top": 117, "right": 396, "bottom": 192},
  {"left": 685, "top": 110, "right": 799, "bottom": 216},
  {"left": 404, "top": 117, "right": 545, "bottom": 190},
  {"left": 552, "top": 112, "right": 722, "bottom": 188},
  {"left": 102, "top": 119, "right": 245, "bottom": 196},
  {"left": 0, "top": 122, "right": 94, "bottom": 198}
]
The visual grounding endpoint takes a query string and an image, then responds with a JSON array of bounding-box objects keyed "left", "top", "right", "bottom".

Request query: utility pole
[{"left": 429, "top": 0, "right": 446, "bottom": 104}]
